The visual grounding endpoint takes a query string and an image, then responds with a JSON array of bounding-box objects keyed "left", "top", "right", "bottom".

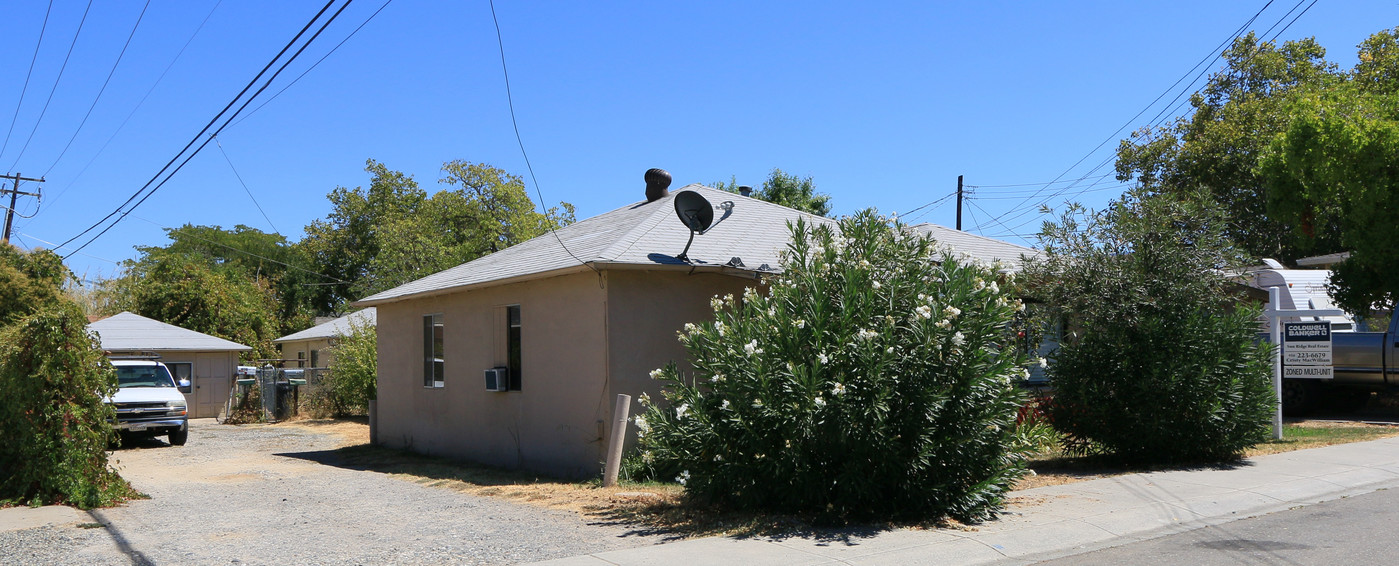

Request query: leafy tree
[
  {"left": 300, "top": 160, "right": 426, "bottom": 311},
  {"left": 1259, "top": 83, "right": 1399, "bottom": 312},
  {"left": 0, "top": 298, "right": 138, "bottom": 508},
  {"left": 714, "top": 168, "right": 833, "bottom": 216},
  {"left": 635, "top": 211, "right": 1028, "bottom": 522},
  {"left": 1114, "top": 32, "right": 1343, "bottom": 261},
  {"left": 1025, "top": 191, "right": 1274, "bottom": 464},
  {"left": 133, "top": 224, "right": 320, "bottom": 333},
  {"left": 302, "top": 159, "right": 575, "bottom": 302},
  {"left": 101, "top": 254, "right": 281, "bottom": 359},
  {"left": 0, "top": 244, "right": 68, "bottom": 323}
]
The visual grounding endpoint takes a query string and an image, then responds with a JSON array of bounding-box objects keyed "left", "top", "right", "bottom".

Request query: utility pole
[
  {"left": 951, "top": 175, "right": 962, "bottom": 230},
  {"left": 1, "top": 172, "right": 44, "bottom": 245}
]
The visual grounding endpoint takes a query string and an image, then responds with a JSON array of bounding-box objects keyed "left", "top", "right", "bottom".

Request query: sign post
[{"left": 1264, "top": 287, "right": 1346, "bottom": 439}]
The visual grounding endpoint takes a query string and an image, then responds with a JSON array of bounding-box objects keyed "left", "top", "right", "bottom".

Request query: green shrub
[
  {"left": 304, "top": 316, "right": 377, "bottom": 418},
  {"left": 327, "top": 315, "right": 376, "bottom": 415},
  {"left": 0, "top": 304, "right": 138, "bottom": 508},
  {"left": 1028, "top": 192, "right": 1275, "bottom": 464},
  {"left": 635, "top": 210, "right": 1030, "bottom": 522}
]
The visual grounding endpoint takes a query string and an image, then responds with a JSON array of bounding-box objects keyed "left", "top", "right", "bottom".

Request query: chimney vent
[
  {"left": 738, "top": 185, "right": 753, "bottom": 197},
  {"left": 644, "top": 168, "right": 672, "bottom": 202}
]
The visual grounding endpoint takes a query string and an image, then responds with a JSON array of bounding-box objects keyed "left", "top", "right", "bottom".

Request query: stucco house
[
  {"left": 353, "top": 181, "right": 836, "bottom": 477},
  {"left": 355, "top": 180, "right": 1046, "bottom": 477},
  {"left": 88, "top": 312, "right": 252, "bottom": 419},
  {"left": 274, "top": 308, "right": 377, "bottom": 368}
]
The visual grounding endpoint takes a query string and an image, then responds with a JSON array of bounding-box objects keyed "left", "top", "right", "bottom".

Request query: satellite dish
[
  {"left": 674, "top": 190, "right": 714, "bottom": 232},
  {"left": 672, "top": 190, "right": 714, "bottom": 262}
]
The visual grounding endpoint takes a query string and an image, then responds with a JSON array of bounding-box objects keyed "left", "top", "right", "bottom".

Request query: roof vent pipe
[
  {"left": 644, "top": 168, "right": 672, "bottom": 202},
  {"left": 738, "top": 185, "right": 752, "bottom": 197}
]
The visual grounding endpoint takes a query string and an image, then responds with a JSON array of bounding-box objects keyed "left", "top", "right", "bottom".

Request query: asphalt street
[{"left": 1035, "top": 485, "right": 1399, "bottom": 565}]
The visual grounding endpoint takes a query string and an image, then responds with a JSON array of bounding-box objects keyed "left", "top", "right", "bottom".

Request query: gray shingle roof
[
  {"left": 89, "top": 312, "right": 252, "bottom": 352},
  {"left": 355, "top": 185, "right": 835, "bottom": 306},
  {"left": 907, "top": 223, "right": 1042, "bottom": 271},
  {"left": 274, "top": 308, "right": 376, "bottom": 343}
]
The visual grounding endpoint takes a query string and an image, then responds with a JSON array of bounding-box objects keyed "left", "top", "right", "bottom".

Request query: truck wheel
[
  {"left": 1281, "top": 379, "right": 1317, "bottom": 417},
  {"left": 168, "top": 428, "right": 188, "bottom": 446},
  {"left": 1326, "top": 390, "right": 1372, "bottom": 413}
]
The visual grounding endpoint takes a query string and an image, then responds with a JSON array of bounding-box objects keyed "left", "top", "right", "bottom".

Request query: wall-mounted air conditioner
[{"left": 484, "top": 367, "right": 510, "bottom": 392}]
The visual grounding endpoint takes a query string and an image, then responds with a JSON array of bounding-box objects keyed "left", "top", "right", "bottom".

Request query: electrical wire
[
  {"left": 963, "top": 174, "right": 1115, "bottom": 189},
  {"left": 488, "top": 0, "right": 597, "bottom": 274},
  {"left": 60, "top": 0, "right": 349, "bottom": 257},
  {"left": 40, "top": 0, "right": 151, "bottom": 178},
  {"left": 900, "top": 192, "right": 957, "bottom": 224},
  {"left": 983, "top": 0, "right": 1279, "bottom": 229},
  {"left": 228, "top": 0, "right": 395, "bottom": 129},
  {"left": 982, "top": 0, "right": 1317, "bottom": 238},
  {"left": 36, "top": 0, "right": 224, "bottom": 218},
  {"left": 7, "top": 0, "right": 95, "bottom": 171},
  {"left": 213, "top": 136, "right": 280, "bottom": 236},
  {"left": 0, "top": 0, "right": 54, "bottom": 162},
  {"left": 15, "top": 231, "right": 120, "bottom": 265}
]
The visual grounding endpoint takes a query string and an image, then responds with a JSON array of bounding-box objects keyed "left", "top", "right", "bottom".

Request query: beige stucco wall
[
  {"left": 373, "top": 267, "right": 764, "bottom": 478},
  {"left": 601, "top": 269, "right": 760, "bottom": 451},
  {"left": 375, "top": 270, "right": 610, "bottom": 478},
  {"left": 278, "top": 338, "right": 333, "bottom": 368}
]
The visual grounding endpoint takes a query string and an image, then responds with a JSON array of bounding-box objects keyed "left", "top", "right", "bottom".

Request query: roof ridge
[{"left": 910, "top": 222, "right": 1039, "bottom": 252}]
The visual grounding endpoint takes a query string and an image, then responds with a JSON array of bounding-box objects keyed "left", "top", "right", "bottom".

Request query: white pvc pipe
[{"left": 602, "top": 394, "right": 632, "bottom": 487}]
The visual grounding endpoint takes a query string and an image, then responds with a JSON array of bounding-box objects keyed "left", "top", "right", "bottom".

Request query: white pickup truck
[{"left": 108, "top": 357, "right": 191, "bottom": 445}]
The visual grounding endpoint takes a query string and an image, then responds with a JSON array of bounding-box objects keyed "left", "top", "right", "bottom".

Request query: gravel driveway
[{"left": 0, "top": 419, "right": 662, "bottom": 565}]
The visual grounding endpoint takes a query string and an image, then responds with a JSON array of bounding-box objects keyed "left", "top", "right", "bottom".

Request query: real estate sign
[{"left": 1283, "top": 321, "right": 1333, "bottom": 379}]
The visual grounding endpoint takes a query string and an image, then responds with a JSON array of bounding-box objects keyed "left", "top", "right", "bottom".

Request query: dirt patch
[{"left": 277, "top": 417, "right": 370, "bottom": 446}]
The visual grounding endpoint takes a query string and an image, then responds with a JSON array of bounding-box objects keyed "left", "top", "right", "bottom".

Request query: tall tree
[
  {"left": 1259, "top": 83, "right": 1399, "bottom": 313},
  {"left": 132, "top": 224, "right": 320, "bottom": 333},
  {"left": 713, "top": 168, "right": 833, "bottom": 216},
  {"left": 300, "top": 160, "right": 426, "bottom": 311},
  {"left": 0, "top": 244, "right": 68, "bottom": 324},
  {"left": 1114, "top": 31, "right": 1343, "bottom": 261},
  {"left": 101, "top": 254, "right": 281, "bottom": 359},
  {"left": 301, "top": 159, "right": 575, "bottom": 303}
]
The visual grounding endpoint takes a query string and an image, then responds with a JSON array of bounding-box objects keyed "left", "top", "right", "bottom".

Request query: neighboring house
[
  {"left": 907, "top": 223, "right": 1042, "bottom": 271},
  {"left": 354, "top": 182, "right": 1050, "bottom": 477},
  {"left": 274, "top": 308, "right": 377, "bottom": 368},
  {"left": 353, "top": 183, "right": 834, "bottom": 477},
  {"left": 88, "top": 311, "right": 252, "bottom": 419}
]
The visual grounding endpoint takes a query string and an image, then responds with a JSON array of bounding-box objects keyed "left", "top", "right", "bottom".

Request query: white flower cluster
[
  {"left": 831, "top": 382, "right": 846, "bottom": 396},
  {"left": 744, "top": 340, "right": 763, "bottom": 355},
  {"left": 856, "top": 328, "right": 879, "bottom": 341},
  {"left": 648, "top": 368, "right": 664, "bottom": 379}
]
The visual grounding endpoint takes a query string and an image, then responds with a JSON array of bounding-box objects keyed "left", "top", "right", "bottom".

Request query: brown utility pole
[{"left": 1, "top": 172, "right": 44, "bottom": 245}]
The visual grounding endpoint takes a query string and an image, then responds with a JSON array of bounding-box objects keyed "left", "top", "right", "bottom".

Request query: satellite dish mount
[{"left": 672, "top": 190, "right": 714, "bottom": 263}]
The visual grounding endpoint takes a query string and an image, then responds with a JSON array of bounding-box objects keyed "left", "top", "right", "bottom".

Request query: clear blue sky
[{"left": 0, "top": 1, "right": 1391, "bottom": 282}]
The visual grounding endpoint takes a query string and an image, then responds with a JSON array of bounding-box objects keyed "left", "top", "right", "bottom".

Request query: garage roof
[{"left": 89, "top": 312, "right": 252, "bottom": 352}]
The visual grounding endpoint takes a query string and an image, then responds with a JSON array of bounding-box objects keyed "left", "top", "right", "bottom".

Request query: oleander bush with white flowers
[{"left": 632, "top": 210, "right": 1031, "bottom": 522}]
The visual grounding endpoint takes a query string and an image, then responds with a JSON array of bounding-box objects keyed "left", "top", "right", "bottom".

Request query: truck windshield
[{"left": 115, "top": 365, "right": 177, "bottom": 388}]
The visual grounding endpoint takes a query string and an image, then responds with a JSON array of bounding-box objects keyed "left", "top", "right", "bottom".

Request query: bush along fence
[{"left": 633, "top": 211, "right": 1034, "bottom": 523}]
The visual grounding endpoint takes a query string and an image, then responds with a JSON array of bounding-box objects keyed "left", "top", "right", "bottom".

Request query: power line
[
  {"left": 213, "top": 136, "right": 280, "bottom": 236},
  {"left": 36, "top": 0, "right": 224, "bottom": 218},
  {"left": 488, "top": 0, "right": 597, "bottom": 274},
  {"left": 229, "top": 0, "right": 395, "bottom": 129},
  {"left": 7, "top": 0, "right": 94, "bottom": 171},
  {"left": 900, "top": 192, "right": 957, "bottom": 223},
  {"left": 984, "top": 0, "right": 1319, "bottom": 239},
  {"left": 61, "top": 0, "right": 351, "bottom": 257},
  {"left": 0, "top": 0, "right": 54, "bottom": 162},
  {"left": 40, "top": 0, "right": 151, "bottom": 177},
  {"left": 963, "top": 174, "right": 1115, "bottom": 189},
  {"left": 984, "top": 0, "right": 1279, "bottom": 230}
]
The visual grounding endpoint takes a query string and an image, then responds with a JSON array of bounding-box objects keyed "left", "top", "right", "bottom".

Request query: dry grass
[{"left": 269, "top": 415, "right": 1399, "bottom": 538}]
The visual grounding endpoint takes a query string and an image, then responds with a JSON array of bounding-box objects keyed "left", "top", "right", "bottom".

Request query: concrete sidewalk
[{"left": 532, "top": 436, "right": 1399, "bottom": 565}]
